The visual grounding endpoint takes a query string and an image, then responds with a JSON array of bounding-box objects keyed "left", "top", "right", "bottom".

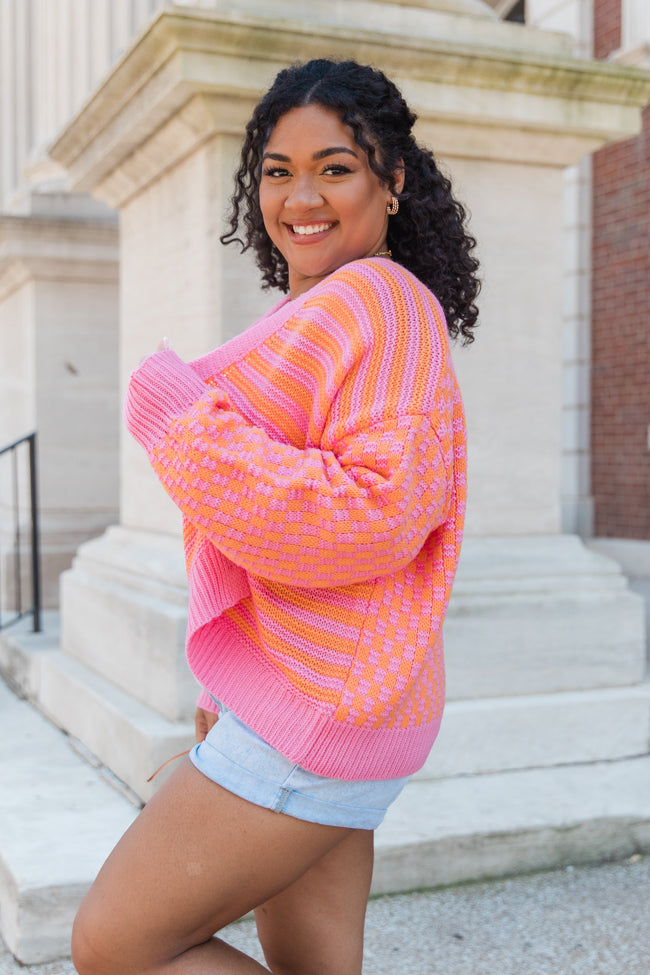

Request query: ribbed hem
[
  {"left": 124, "top": 349, "right": 210, "bottom": 452},
  {"left": 197, "top": 688, "right": 220, "bottom": 714},
  {"left": 187, "top": 618, "right": 442, "bottom": 782}
]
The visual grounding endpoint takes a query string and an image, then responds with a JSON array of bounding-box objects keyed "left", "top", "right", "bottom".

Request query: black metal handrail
[{"left": 0, "top": 432, "right": 41, "bottom": 632}]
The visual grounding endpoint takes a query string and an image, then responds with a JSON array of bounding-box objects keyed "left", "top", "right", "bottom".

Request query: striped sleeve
[
  {"left": 124, "top": 263, "right": 454, "bottom": 589},
  {"left": 126, "top": 353, "right": 450, "bottom": 588}
]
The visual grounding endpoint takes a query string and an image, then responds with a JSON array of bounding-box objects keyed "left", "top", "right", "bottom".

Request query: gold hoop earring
[{"left": 387, "top": 197, "right": 399, "bottom": 216}]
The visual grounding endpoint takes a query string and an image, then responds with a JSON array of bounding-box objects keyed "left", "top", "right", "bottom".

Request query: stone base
[
  {"left": 586, "top": 537, "right": 650, "bottom": 654},
  {"left": 3, "top": 618, "right": 648, "bottom": 807},
  {"left": 38, "top": 650, "right": 195, "bottom": 802},
  {"left": 60, "top": 525, "right": 196, "bottom": 723},
  {"left": 444, "top": 535, "right": 646, "bottom": 699}
]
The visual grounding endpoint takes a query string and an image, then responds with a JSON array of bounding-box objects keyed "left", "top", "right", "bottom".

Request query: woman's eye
[
  {"left": 263, "top": 166, "right": 290, "bottom": 178},
  {"left": 322, "top": 164, "right": 353, "bottom": 176}
]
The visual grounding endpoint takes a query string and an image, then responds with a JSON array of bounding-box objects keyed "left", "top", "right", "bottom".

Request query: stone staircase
[{"left": 2, "top": 614, "right": 649, "bottom": 965}]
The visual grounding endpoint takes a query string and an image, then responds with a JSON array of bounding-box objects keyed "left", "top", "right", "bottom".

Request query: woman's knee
[
  {"left": 70, "top": 904, "right": 108, "bottom": 975},
  {"left": 71, "top": 899, "right": 138, "bottom": 975}
]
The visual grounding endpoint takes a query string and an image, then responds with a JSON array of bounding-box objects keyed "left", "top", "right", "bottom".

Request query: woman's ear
[{"left": 393, "top": 159, "right": 405, "bottom": 196}]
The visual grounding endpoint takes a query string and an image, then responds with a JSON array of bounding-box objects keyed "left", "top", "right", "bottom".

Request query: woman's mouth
[{"left": 287, "top": 222, "right": 335, "bottom": 238}]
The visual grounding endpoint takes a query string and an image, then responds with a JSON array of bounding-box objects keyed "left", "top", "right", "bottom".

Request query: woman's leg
[
  {"left": 71, "top": 760, "right": 356, "bottom": 975},
  {"left": 255, "top": 828, "right": 373, "bottom": 975}
]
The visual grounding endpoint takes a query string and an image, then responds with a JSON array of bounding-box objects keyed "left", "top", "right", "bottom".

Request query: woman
[{"left": 72, "top": 59, "right": 479, "bottom": 975}]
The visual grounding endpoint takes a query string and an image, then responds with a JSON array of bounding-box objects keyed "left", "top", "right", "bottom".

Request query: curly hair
[{"left": 220, "top": 59, "right": 480, "bottom": 343}]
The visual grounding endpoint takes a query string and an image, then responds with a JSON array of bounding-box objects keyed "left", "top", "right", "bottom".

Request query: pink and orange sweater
[{"left": 125, "top": 258, "right": 466, "bottom": 780}]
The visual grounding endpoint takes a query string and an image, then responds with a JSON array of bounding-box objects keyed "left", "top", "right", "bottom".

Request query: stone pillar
[
  {"left": 524, "top": 1, "right": 595, "bottom": 538},
  {"left": 0, "top": 192, "right": 119, "bottom": 609},
  {"left": 0, "top": 0, "right": 162, "bottom": 212},
  {"left": 42, "top": 0, "right": 650, "bottom": 801}
]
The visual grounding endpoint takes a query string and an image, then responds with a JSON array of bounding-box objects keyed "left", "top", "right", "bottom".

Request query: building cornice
[
  {"left": 0, "top": 216, "right": 119, "bottom": 300},
  {"left": 48, "top": 5, "right": 650, "bottom": 206}
]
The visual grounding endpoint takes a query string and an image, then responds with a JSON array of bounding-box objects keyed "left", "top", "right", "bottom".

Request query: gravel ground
[{"left": 2, "top": 855, "right": 648, "bottom": 974}]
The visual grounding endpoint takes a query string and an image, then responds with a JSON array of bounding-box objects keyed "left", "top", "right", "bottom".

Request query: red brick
[{"left": 591, "top": 0, "right": 650, "bottom": 539}]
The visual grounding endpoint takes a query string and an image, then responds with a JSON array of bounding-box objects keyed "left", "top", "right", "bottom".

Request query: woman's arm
[{"left": 125, "top": 349, "right": 454, "bottom": 589}]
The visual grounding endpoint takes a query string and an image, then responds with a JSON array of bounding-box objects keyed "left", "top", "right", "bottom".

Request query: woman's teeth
[{"left": 291, "top": 223, "right": 333, "bottom": 235}]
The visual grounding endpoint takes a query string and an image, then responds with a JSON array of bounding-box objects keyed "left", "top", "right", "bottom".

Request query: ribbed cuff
[{"left": 124, "top": 349, "right": 208, "bottom": 452}]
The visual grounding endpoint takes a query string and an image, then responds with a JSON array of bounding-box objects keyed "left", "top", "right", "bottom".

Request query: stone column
[
  {"left": 42, "top": 0, "right": 650, "bottom": 801},
  {"left": 0, "top": 193, "right": 119, "bottom": 610},
  {"left": 0, "top": 0, "right": 162, "bottom": 212}
]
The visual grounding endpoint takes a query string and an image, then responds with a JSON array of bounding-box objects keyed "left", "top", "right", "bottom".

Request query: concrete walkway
[{"left": 1, "top": 854, "right": 649, "bottom": 974}]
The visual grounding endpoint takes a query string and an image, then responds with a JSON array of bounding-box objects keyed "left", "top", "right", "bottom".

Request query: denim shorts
[{"left": 189, "top": 699, "right": 410, "bottom": 830}]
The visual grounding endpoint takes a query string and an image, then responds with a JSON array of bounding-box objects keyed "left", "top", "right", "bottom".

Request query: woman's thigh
[
  {"left": 72, "top": 760, "right": 352, "bottom": 974},
  {"left": 255, "top": 828, "right": 373, "bottom": 975}
]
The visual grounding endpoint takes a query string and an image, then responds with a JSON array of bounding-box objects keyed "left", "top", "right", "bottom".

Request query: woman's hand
[
  {"left": 195, "top": 706, "right": 219, "bottom": 743},
  {"left": 137, "top": 337, "right": 171, "bottom": 368}
]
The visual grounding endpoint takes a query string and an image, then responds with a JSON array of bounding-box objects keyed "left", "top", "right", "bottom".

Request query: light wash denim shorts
[{"left": 189, "top": 699, "right": 410, "bottom": 830}]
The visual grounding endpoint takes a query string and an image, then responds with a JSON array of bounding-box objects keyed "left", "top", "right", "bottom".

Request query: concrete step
[
  {"left": 0, "top": 677, "right": 138, "bottom": 965},
  {"left": 417, "top": 681, "right": 650, "bottom": 779},
  {"left": 0, "top": 617, "right": 195, "bottom": 803},
  {"left": 37, "top": 648, "right": 650, "bottom": 801},
  {"left": 375, "top": 753, "right": 650, "bottom": 894},
  {"left": 2, "top": 670, "right": 650, "bottom": 965}
]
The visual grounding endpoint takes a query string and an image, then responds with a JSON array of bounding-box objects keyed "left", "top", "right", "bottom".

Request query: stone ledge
[
  {"left": 586, "top": 538, "right": 650, "bottom": 654},
  {"left": 375, "top": 755, "right": 650, "bottom": 894},
  {"left": 417, "top": 682, "right": 650, "bottom": 778}
]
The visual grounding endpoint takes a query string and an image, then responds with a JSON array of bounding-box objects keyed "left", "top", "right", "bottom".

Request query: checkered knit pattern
[{"left": 125, "top": 259, "right": 466, "bottom": 780}]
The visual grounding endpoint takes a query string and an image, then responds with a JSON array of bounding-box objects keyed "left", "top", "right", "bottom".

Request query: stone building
[{"left": 1, "top": 0, "right": 649, "bottom": 964}]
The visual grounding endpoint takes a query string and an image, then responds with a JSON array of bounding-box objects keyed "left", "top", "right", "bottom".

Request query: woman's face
[{"left": 259, "top": 104, "right": 403, "bottom": 299}]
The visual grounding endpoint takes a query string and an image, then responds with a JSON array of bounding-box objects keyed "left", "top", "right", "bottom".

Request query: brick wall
[
  {"left": 591, "top": 0, "right": 650, "bottom": 538},
  {"left": 593, "top": 0, "right": 621, "bottom": 56}
]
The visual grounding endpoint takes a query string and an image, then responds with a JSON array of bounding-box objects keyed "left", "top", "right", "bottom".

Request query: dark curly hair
[{"left": 220, "top": 59, "right": 480, "bottom": 344}]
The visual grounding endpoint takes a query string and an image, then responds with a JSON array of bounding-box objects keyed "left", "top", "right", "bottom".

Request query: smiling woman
[
  {"left": 259, "top": 104, "right": 404, "bottom": 298},
  {"left": 223, "top": 58, "right": 479, "bottom": 343},
  {"left": 72, "top": 59, "right": 480, "bottom": 975}
]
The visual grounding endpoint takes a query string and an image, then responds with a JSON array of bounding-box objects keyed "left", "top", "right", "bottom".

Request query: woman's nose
[{"left": 285, "top": 174, "right": 323, "bottom": 210}]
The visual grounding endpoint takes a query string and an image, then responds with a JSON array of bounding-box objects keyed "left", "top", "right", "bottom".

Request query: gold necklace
[{"left": 373, "top": 250, "right": 392, "bottom": 258}]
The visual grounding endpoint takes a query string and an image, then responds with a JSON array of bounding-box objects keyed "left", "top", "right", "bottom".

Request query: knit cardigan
[{"left": 125, "top": 258, "right": 466, "bottom": 781}]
